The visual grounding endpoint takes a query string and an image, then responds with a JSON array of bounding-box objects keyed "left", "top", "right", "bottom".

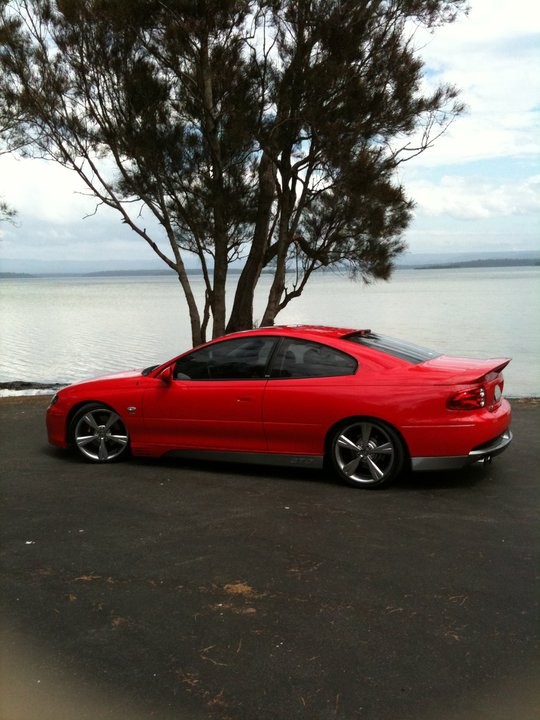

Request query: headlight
[{"left": 49, "top": 393, "right": 59, "bottom": 407}]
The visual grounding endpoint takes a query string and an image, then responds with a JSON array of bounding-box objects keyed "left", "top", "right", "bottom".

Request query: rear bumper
[{"left": 411, "top": 429, "right": 513, "bottom": 472}]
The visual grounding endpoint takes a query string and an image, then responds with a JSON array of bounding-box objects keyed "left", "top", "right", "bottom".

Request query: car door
[
  {"left": 143, "top": 336, "right": 277, "bottom": 453},
  {"left": 263, "top": 338, "right": 358, "bottom": 455}
]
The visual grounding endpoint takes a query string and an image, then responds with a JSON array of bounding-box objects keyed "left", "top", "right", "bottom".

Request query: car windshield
[{"left": 345, "top": 332, "right": 441, "bottom": 364}]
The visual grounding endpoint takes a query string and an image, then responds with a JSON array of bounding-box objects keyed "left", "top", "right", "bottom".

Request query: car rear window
[
  {"left": 269, "top": 338, "right": 357, "bottom": 378},
  {"left": 344, "top": 332, "right": 440, "bottom": 364}
]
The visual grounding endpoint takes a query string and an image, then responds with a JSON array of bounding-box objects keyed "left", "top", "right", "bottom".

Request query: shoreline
[
  {"left": 2, "top": 256, "right": 539, "bottom": 279},
  {"left": 0, "top": 381, "right": 65, "bottom": 399}
]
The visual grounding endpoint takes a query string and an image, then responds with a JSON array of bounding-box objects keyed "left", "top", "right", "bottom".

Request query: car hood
[
  {"left": 62, "top": 369, "right": 144, "bottom": 392},
  {"left": 412, "top": 355, "right": 511, "bottom": 384}
]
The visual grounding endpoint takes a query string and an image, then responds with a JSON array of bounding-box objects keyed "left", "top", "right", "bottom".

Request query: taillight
[{"left": 448, "top": 386, "right": 486, "bottom": 410}]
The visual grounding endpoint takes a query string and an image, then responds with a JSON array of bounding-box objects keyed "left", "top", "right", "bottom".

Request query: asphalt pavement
[{"left": 1, "top": 396, "right": 539, "bottom": 720}]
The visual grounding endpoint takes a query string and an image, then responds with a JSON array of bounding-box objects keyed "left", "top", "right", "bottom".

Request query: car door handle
[{"left": 237, "top": 397, "right": 252, "bottom": 402}]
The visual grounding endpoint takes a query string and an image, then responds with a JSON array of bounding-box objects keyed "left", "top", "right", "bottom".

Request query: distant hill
[
  {"left": 83, "top": 269, "right": 176, "bottom": 277},
  {"left": 416, "top": 258, "right": 540, "bottom": 270},
  {"left": 2, "top": 251, "right": 539, "bottom": 278},
  {"left": 0, "top": 272, "right": 34, "bottom": 279},
  {"left": 395, "top": 249, "right": 540, "bottom": 268}
]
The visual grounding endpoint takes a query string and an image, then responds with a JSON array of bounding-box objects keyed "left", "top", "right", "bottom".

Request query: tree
[
  {"left": 0, "top": 198, "right": 15, "bottom": 222},
  {"left": 0, "top": 100, "right": 16, "bottom": 223},
  {"left": 0, "top": 0, "right": 467, "bottom": 345},
  {"left": 0, "top": 197, "right": 13, "bottom": 223}
]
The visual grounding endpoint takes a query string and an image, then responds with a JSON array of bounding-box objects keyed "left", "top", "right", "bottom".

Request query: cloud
[
  {"left": 403, "top": 227, "right": 538, "bottom": 255},
  {"left": 408, "top": 174, "right": 540, "bottom": 220},
  {"left": 0, "top": 153, "right": 175, "bottom": 270},
  {"left": 408, "top": 0, "right": 540, "bottom": 166},
  {"left": 1, "top": 0, "right": 539, "bottom": 269},
  {"left": 0, "top": 155, "right": 92, "bottom": 223}
]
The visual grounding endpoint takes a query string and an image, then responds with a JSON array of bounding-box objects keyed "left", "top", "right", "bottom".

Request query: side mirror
[{"left": 159, "top": 365, "right": 174, "bottom": 385}]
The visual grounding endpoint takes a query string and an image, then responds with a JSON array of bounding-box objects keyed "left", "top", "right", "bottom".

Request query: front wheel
[
  {"left": 329, "top": 419, "right": 404, "bottom": 488},
  {"left": 69, "top": 403, "right": 130, "bottom": 463}
]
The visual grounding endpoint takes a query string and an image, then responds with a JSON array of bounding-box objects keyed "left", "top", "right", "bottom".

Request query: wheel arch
[
  {"left": 66, "top": 399, "right": 124, "bottom": 446},
  {"left": 324, "top": 414, "right": 411, "bottom": 467}
]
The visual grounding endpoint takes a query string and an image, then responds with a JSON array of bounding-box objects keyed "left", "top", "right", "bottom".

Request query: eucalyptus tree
[{"left": 0, "top": 0, "right": 467, "bottom": 345}]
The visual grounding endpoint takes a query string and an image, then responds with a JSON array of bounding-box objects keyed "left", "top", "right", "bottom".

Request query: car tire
[
  {"left": 69, "top": 403, "right": 130, "bottom": 463},
  {"left": 329, "top": 418, "right": 404, "bottom": 488}
]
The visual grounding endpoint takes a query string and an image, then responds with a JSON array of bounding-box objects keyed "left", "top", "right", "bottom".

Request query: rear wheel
[
  {"left": 70, "top": 403, "right": 130, "bottom": 463},
  {"left": 330, "top": 419, "right": 404, "bottom": 488}
]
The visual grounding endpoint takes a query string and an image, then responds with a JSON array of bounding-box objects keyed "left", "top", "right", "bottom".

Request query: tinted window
[
  {"left": 269, "top": 338, "right": 357, "bottom": 379},
  {"left": 345, "top": 332, "right": 440, "bottom": 364},
  {"left": 174, "top": 336, "right": 276, "bottom": 380}
]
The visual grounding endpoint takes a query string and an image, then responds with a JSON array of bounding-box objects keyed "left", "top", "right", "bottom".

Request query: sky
[{"left": 0, "top": 0, "right": 539, "bottom": 274}]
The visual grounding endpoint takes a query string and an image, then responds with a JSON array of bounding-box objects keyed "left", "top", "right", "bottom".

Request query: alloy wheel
[
  {"left": 71, "top": 404, "right": 129, "bottom": 462},
  {"left": 331, "top": 420, "right": 403, "bottom": 487}
]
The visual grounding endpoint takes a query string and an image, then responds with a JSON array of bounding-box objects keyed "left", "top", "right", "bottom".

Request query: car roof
[{"left": 240, "top": 325, "right": 362, "bottom": 340}]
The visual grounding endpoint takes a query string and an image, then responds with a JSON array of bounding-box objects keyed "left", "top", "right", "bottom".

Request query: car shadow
[
  {"left": 394, "top": 462, "right": 494, "bottom": 491},
  {"left": 134, "top": 454, "right": 495, "bottom": 492},
  {"left": 136, "top": 454, "right": 334, "bottom": 486},
  {"left": 42, "top": 444, "right": 495, "bottom": 492}
]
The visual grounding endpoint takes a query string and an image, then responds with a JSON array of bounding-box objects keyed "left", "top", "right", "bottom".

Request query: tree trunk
[
  {"left": 211, "top": 238, "right": 228, "bottom": 338},
  {"left": 260, "top": 204, "right": 291, "bottom": 326},
  {"left": 199, "top": 33, "right": 228, "bottom": 339},
  {"left": 174, "top": 265, "right": 203, "bottom": 347},
  {"left": 226, "top": 153, "right": 276, "bottom": 332}
]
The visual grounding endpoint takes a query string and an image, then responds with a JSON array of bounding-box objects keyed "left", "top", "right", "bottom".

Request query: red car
[{"left": 46, "top": 326, "right": 512, "bottom": 488}]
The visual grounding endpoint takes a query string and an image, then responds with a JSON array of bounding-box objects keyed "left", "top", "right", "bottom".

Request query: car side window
[
  {"left": 174, "top": 336, "right": 276, "bottom": 380},
  {"left": 269, "top": 338, "right": 357, "bottom": 378}
]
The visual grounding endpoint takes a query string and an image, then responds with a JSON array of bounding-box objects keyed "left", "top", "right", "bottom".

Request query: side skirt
[{"left": 162, "top": 449, "right": 324, "bottom": 469}]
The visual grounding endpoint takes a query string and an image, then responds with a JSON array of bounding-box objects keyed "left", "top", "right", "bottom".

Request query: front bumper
[
  {"left": 46, "top": 399, "right": 69, "bottom": 449},
  {"left": 411, "top": 429, "right": 513, "bottom": 472}
]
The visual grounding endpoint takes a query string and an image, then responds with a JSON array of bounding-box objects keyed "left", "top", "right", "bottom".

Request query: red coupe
[{"left": 46, "top": 326, "right": 512, "bottom": 488}]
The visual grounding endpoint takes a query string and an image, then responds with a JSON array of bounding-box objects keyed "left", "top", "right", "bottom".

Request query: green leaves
[{"left": 0, "top": 0, "right": 467, "bottom": 340}]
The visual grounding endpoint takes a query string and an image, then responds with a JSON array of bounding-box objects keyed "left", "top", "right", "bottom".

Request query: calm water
[{"left": 1, "top": 268, "right": 539, "bottom": 396}]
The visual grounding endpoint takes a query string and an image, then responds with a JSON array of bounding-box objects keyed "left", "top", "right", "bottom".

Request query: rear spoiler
[{"left": 447, "top": 358, "right": 511, "bottom": 385}]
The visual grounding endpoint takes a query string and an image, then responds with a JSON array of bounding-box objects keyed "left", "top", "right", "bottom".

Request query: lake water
[{"left": 1, "top": 267, "right": 539, "bottom": 396}]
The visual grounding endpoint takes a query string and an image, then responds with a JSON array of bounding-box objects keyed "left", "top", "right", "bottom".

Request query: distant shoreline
[
  {"left": 0, "top": 269, "right": 177, "bottom": 279},
  {"left": 1, "top": 258, "right": 539, "bottom": 279},
  {"left": 0, "top": 381, "right": 65, "bottom": 392},
  {"left": 415, "top": 259, "right": 540, "bottom": 270}
]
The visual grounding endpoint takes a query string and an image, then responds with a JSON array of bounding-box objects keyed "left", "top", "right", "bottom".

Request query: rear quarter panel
[
  {"left": 262, "top": 376, "right": 434, "bottom": 455},
  {"left": 262, "top": 375, "right": 511, "bottom": 459}
]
